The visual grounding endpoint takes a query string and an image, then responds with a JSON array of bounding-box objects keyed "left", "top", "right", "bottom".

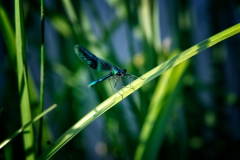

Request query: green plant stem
[
  {"left": 15, "top": 0, "right": 35, "bottom": 159},
  {"left": 38, "top": 0, "right": 45, "bottom": 156}
]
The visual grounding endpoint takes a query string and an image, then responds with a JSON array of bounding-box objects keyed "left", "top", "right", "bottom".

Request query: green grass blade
[
  {"left": 138, "top": 0, "right": 153, "bottom": 44},
  {"left": 0, "top": 4, "right": 39, "bottom": 105},
  {"left": 15, "top": 0, "right": 35, "bottom": 159},
  {"left": 134, "top": 59, "right": 189, "bottom": 160},
  {"left": 0, "top": 5, "right": 16, "bottom": 62},
  {"left": 133, "top": 23, "right": 240, "bottom": 160},
  {"left": 38, "top": 0, "right": 46, "bottom": 156},
  {"left": 38, "top": 23, "right": 240, "bottom": 159},
  {"left": 152, "top": 0, "right": 162, "bottom": 51},
  {"left": 0, "top": 104, "right": 57, "bottom": 149},
  {"left": 61, "top": 0, "right": 82, "bottom": 41}
]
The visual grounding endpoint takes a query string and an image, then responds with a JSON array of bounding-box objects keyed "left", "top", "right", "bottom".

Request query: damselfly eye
[{"left": 123, "top": 69, "right": 126, "bottom": 73}]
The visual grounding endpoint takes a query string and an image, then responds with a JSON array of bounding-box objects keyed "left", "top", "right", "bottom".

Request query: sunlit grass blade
[
  {"left": 138, "top": 0, "right": 153, "bottom": 44},
  {"left": 38, "top": 23, "right": 240, "bottom": 159},
  {"left": 0, "top": 4, "right": 39, "bottom": 105},
  {"left": 15, "top": 0, "right": 35, "bottom": 159},
  {"left": 0, "top": 104, "right": 57, "bottom": 149},
  {"left": 134, "top": 59, "right": 189, "bottom": 160}
]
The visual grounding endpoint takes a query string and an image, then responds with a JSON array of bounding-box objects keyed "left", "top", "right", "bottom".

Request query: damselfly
[{"left": 74, "top": 45, "right": 140, "bottom": 90}]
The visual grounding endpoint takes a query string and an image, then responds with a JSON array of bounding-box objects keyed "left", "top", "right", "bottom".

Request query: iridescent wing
[{"left": 74, "top": 45, "right": 113, "bottom": 71}]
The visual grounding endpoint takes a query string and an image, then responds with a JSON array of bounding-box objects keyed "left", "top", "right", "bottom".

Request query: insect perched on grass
[{"left": 74, "top": 45, "right": 140, "bottom": 91}]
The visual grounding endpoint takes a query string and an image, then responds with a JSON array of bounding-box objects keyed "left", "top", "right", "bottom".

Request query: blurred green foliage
[{"left": 0, "top": 0, "right": 240, "bottom": 160}]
